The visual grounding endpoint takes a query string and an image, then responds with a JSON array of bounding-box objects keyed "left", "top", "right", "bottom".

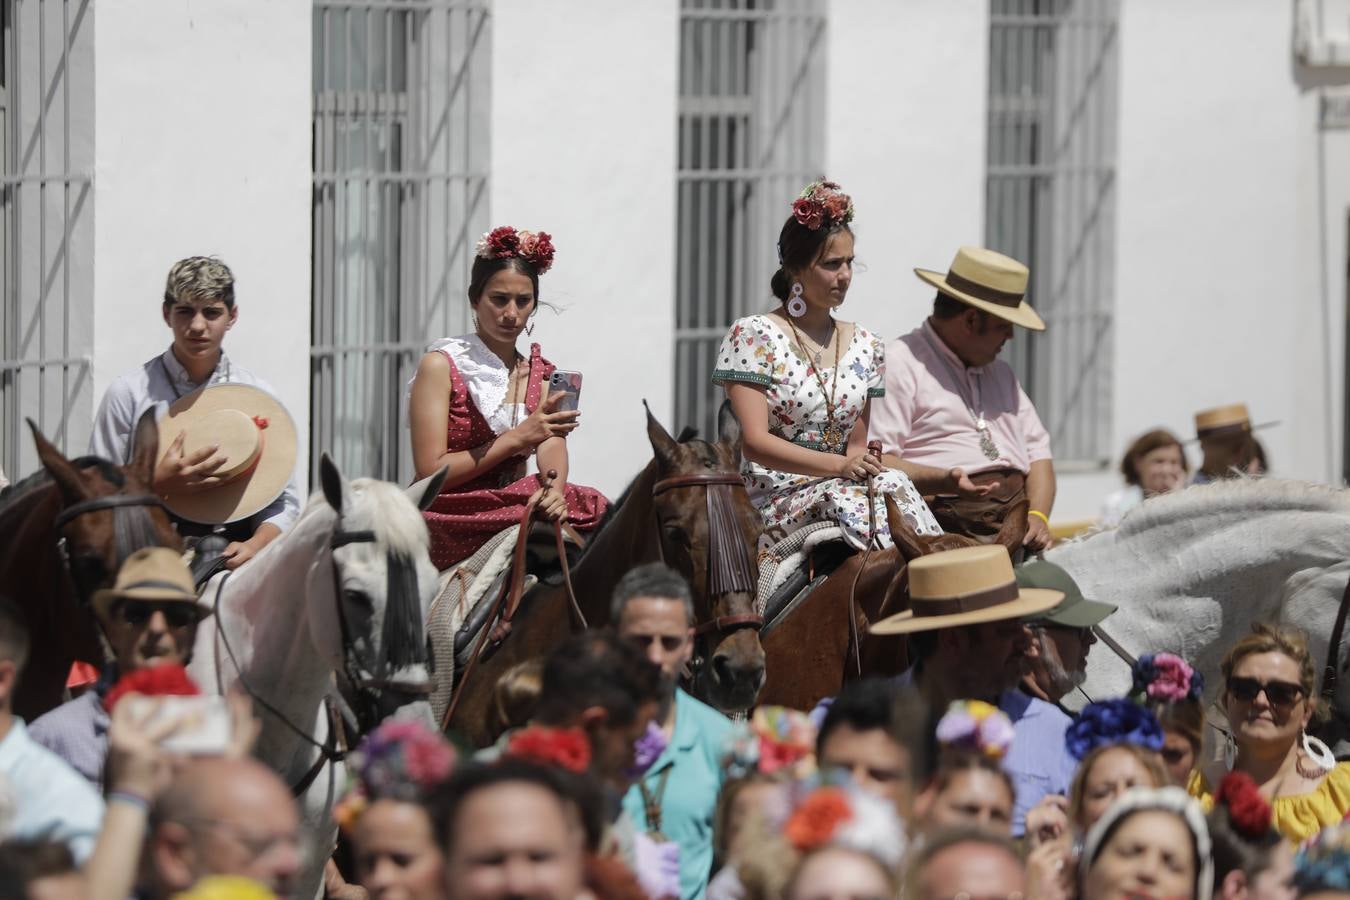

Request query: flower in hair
[
  {"left": 475, "top": 225, "right": 555, "bottom": 274},
  {"left": 626, "top": 721, "right": 668, "bottom": 780},
  {"left": 104, "top": 664, "right": 201, "bottom": 712},
  {"left": 506, "top": 725, "right": 591, "bottom": 773},
  {"left": 785, "top": 787, "right": 853, "bottom": 851},
  {"left": 724, "top": 706, "right": 818, "bottom": 780},
  {"left": 336, "top": 719, "right": 457, "bottom": 832},
  {"left": 782, "top": 783, "right": 908, "bottom": 868},
  {"left": 1131, "top": 652, "right": 1204, "bottom": 704},
  {"left": 935, "top": 700, "right": 1016, "bottom": 760},
  {"left": 790, "top": 180, "right": 854, "bottom": 231},
  {"left": 1296, "top": 822, "right": 1350, "bottom": 892},
  {"left": 1214, "top": 771, "right": 1273, "bottom": 838},
  {"left": 1065, "top": 698, "right": 1165, "bottom": 761}
]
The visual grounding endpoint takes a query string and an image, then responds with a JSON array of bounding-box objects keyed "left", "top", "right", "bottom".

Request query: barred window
[
  {"left": 312, "top": 0, "right": 489, "bottom": 483},
  {"left": 986, "top": 0, "right": 1119, "bottom": 464},
  {"left": 674, "top": 0, "right": 826, "bottom": 440},
  {"left": 0, "top": 0, "right": 94, "bottom": 477}
]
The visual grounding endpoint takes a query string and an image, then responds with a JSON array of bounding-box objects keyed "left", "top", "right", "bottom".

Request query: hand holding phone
[{"left": 122, "top": 694, "right": 233, "bottom": 755}]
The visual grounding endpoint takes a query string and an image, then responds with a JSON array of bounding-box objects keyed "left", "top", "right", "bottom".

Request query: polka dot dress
[
  {"left": 713, "top": 314, "right": 941, "bottom": 550},
  {"left": 420, "top": 342, "right": 608, "bottom": 570}
]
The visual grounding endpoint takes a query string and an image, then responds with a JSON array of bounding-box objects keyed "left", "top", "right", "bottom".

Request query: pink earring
[{"left": 786, "top": 282, "right": 807, "bottom": 317}]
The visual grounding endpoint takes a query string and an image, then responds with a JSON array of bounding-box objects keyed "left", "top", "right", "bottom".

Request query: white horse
[
  {"left": 1047, "top": 478, "right": 1350, "bottom": 713},
  {"left": 190, "top": 455, "right": 446, "bottom": 898}
]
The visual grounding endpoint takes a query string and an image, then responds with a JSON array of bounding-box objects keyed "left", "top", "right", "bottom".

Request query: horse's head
[
  {"left": 30, "top": 411, "right": 182, "bottom": 603},
  {"left": 645, "top": 404, "right": 765, "bottom": 712},
  {"left": 318, "top": 454, "right": 446, "bottom": 730}
]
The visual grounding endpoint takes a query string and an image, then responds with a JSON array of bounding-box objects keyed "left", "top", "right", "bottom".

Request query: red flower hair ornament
[
  {"left": 1214, "top": 771, "right": 1273, "bottom": 838},
  {"left": 506, "top": 726, "right": 592, "bottom": 774},
  {"left": 104, "top": 664, "right": 201, "bottom": 712},
  {"left": 790, "top": 180, "right": 854, "bottom": 232},
  {"left": 475, "top": 226, "right": 555, "bottom": 275}
]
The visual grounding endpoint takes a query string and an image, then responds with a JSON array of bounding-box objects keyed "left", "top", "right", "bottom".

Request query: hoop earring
[
  {"left": 786, "top": 282, "right": 807, "bottom": 317},
  {"left": 1223, "top": 730, "right": 1237, "bottom": 770},
  {"left": 1300, "top": 730, "right": 1337, "bottom": 775}
]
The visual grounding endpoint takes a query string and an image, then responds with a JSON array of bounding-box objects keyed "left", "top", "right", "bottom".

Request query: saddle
[
  {"left": 924, "top": 469, "right": 1026, "bottom": 543},
  {"left": 755, "top": 523, "right": 854, "bottom": 634}
]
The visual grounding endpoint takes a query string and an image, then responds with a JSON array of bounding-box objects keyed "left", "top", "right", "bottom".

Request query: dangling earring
[
  {"left": 526, "top": 319, "right": 535, "bottom": 337},
  {"left": 786, "top": 282, "right": 807, "bottom": 317},
  {"left": 1299, "top": 729, "right": 1337, "bottom": 776},
  {"left": 1223, "top": 730, "right": 1237, "bottom": 770}
]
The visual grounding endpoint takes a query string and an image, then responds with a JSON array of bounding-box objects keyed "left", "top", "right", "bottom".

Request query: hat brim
[
  {"left": 1185, "top": 420, "right": 1280, "bottom": 445},
  {"left": 915, "top": 268, "right": 1046, "bottom": 331},
  {"left": 1036, "top": 596, "right": 1117, "bottom": 629},
  {"left": 870, "top": 587, "right": 1063, "bottom": 636},
  {"left": 157, "top": 384, "right": 297, "bottom": 525},
  {"left": 92, "top": 586, "right": 211, "bottom": 624}
]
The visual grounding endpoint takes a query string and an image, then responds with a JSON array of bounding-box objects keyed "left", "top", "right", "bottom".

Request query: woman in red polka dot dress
[{"left": 408, "top": 226, "right": 608, "bottom": 570}]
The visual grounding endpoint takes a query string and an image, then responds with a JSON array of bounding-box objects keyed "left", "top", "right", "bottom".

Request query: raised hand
[{"left": 512, "top": 391, "right": 579, "bottom": 450}]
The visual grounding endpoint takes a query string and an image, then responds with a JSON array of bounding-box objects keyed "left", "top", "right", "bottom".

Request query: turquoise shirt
[{"left": 621, "top": 689, "right": 733, "bottom": 900}]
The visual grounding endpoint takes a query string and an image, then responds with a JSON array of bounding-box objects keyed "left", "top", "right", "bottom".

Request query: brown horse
[
  {"left": 445, "top": 407, "right": 766, "bottom": 747},
  {"left": 0, "top": 413, "right": 181, "bottom": 719},
  {"left": 755, "top": 496, "right": 1027, "bottom": 711}
]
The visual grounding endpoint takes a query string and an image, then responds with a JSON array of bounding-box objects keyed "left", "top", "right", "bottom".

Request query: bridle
[
  {"left": 53, "top": 493, "right": 167, "bottom": 603},
  {"left": 651, "top": 472, "right": 762, "bottom": 638}
]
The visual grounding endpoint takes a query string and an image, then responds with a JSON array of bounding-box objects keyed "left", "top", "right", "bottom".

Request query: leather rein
[{"left": 651, "top": 472, "right": 762, "bottom": 638}]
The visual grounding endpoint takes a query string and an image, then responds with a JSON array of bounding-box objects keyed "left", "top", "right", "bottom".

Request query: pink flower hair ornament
[
  {"left": 334, "top": 719, "right": 457, "bottom": 834},
  {"left": 1130, "top": 652, "right": 1204, "bottom": 704},
  {"left": 475, "top": 226, "right": 555, "bottom": 275},
  {"left": 934, "top": 700, "right": 1016, "bottom": 760},
  {"left": 790, "top": 180, "right": 854, "bottom": 232}
]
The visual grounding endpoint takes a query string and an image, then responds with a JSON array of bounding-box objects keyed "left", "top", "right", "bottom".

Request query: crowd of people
[{"left": 0, "top": 174, "right": 1320, "bottom": 900}]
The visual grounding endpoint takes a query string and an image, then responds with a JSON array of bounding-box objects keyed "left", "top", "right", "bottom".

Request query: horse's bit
[{"left": 651, "top": 472, "right": 762, "bottom": 638}]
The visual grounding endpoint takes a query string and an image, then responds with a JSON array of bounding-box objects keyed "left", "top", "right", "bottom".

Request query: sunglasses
[
  {"left": 1227, "top": 676, "right": 1304, "bottom": 708},
  {"left": 1160, "top": 746, "right": 1190, "bottom": 765},
  {"left": 117, "top": 599, "right": 200, "bottom": 629}
]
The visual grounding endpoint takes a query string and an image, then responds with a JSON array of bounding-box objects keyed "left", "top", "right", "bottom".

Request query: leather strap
[
  {"left": 693, "top": 613, "right": 764, "bottom": 637},
  {"left": 54, "top": 494, "right": 165, "bottom": 530},
  {"left": 652, "top": 473, "right": 745, "bottom": 495},
  {"left": 1323, "top": 575, "right": 1350, "bottom": 704}
]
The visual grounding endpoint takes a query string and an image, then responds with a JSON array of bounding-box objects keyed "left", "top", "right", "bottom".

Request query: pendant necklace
[
  {"left": 922, "top": 329, "right": 1001, "bottom": 462},
  {"left": 784, "top": 315, "right": 845, "bottom": 453}
]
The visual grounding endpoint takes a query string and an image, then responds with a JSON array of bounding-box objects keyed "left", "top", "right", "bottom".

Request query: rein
[
  {"left": 651, "top": 472, "right": 762, "bottom": 638},
  {"left": 1322, "top": 573, "right": 1350, "bottom": 705}
]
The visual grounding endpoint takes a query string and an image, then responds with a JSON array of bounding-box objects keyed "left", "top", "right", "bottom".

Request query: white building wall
[
  {"left": 92, "top": 0, "right": 312, "bottom": 480},
  {"left": 490, "top": 0, "right": 678, "bottom": 496},
  {"left": 825, "top": 0, "right": 988, "bottom": 342}
]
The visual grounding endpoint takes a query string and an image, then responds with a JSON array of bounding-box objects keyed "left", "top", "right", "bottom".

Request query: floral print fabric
[{"left": 713, "top": 314, "right": 941, "bottom": 550}]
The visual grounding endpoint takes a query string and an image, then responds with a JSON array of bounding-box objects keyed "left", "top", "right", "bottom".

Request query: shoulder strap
[{"left": 523, "top": 343, "right": 556, "bottom": 413}]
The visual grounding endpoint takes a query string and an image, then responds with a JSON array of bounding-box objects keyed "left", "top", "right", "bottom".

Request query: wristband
[
  {"left": 108, "top": 790, "right": 150, "bottom": 811},
  {"left": 1028, "top": 509, "right": 1050, "bottom": 527}
]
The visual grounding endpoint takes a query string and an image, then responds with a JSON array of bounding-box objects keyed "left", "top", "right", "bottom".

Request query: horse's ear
[
  {"left": 127, "top": 408, "right": 160, "bottom": 488},
  {"left": 995, "top": 498, "right": 1030, "bottom": 557},
  {"left": 717, "top": 400, "right": 743, "bottom": 465},
  {"left": 886, "top": 494, "right": 929, "bottom": 562},
  {"left": 320, "top": 453, "right": 346, "bottom": 514},
  {"left": 643, "top": 400, "right": 681, "bottom": 470},
  {"left": 29, "top": 418, "right": 89, "bottom": 504},
  {"left": 407, "top": 465, "right": 447, "bottom": 512}
]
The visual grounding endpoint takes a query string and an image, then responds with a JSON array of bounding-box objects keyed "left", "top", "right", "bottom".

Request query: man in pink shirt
[{"left": 869, "top": 246, "right": 1056, "bottom": 551}]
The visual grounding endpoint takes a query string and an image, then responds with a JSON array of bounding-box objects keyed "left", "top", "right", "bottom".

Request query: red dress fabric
[{"left": 421, "top": 342, "right": 608, "bottom": 570}]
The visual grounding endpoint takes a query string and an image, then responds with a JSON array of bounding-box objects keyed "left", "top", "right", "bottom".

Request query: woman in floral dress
[
  {"left": 714, "top": 181, "right": 941, "bottom": 550},
  {"left": 407, "top": 226, "right": 607, "bottom": 570}
]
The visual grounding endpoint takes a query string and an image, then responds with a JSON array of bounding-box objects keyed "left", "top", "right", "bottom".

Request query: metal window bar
[
  {"left": 311, "top": 0, "right": 489, "bottom": 485},
  {"left": 986, "top": 0, "right": 1118, "bottom": 463},
  {"left": 674, "top": 0, "right": 826, "bottom": 441},
  {"left": 0, "top": 0, "right": 93, "bottom": 482}
]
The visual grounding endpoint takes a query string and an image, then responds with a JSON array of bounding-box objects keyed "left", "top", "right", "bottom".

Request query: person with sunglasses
[
  {"left": 1189, "top": 623, "right": 1350, "bottom": 842},
  {"left": 29, "top": 548, "right": 210, "bottom": 788},
  {"left": 1015, "top": 559, "right": 1118, "bottom": 711}
]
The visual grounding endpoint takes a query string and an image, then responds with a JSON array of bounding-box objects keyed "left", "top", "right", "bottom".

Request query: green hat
[{"left": 1016, "top": 559, "right": 1116, "bottom": 628}]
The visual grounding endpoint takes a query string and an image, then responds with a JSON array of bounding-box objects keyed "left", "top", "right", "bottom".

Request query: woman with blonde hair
[{"left": 1190, "top": 623, "right": 1350, "bottom": 842}]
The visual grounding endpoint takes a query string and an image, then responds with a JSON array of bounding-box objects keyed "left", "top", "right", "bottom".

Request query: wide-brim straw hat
[
  {"left": 157, "top": 383, "right": 297, "bottom": 525},
  {"left": 914, "top": 246, "right": 1045, "bottom": 331},
  {"left": 1191, "top": 402, "right": 1277, "bottom": 443},
  {"left": 92, "top": 547, "right": 212, "bottom": 623},
  {"left": 871, "top": 545, "right": 1063, "bottom": 636}
]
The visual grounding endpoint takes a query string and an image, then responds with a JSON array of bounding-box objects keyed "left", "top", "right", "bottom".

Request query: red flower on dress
[
  {"left": 506, "top": 726, "right": 592, "bottom": 774},
  {"left": 104, "top": 664, "right": 201, "bottom": 712},
  {"left": 784, "top": 787, "right": 854, "bottom": 851},
  {"left": 1214, "top": 770, "right": 1273, "bottom": 838}
]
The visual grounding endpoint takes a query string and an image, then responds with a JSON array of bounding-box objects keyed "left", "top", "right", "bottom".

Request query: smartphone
[
  {"left": 123, "top": 694, "right": 232, "bottom": 755},
  {"left": 549, "top": 370, "right": 583, "bottom": 413}
]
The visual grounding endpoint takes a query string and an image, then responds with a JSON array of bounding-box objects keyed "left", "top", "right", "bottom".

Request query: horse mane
[{"left": 298, "top": 478, "right": 429, "bottom": 557}]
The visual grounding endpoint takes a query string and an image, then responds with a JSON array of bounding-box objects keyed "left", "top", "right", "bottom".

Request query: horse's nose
[{"left": 712, "top": 652, "right": 765, "bottom": 691}]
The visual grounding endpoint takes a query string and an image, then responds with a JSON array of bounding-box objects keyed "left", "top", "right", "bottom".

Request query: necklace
[
  {"left": 789, "top": 319, "right": 835, "bottom": 367},
  {"left": 784, "top": 315, "right": 845, "bottom": 453},
  {"left": 922, "top": 328, "right": 1001, "bottom": 462},
  {"left": 159, "top": 353, "right": 228, "bottom": 401}
]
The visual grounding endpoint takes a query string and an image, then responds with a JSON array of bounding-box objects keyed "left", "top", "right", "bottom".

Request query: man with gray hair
[
  {"left": 614, "top": 563, "right": 732, "bottom": 900},
  {"left": 89, "top": 256, "right": 300, "bottom": 570}
]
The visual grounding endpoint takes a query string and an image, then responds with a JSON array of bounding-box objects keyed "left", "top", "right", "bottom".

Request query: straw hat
[
  {"left": 1192, "top": 402, "right": 1276, "bottom": 443},
  {"left": 157, "top": 384, "right": 297, "bottom": 524},
  {"left": 914, "top": 246, "right": 1045, "bottom": 331},
  {"left": 92, "top": 547, "right": 211, "bottom": 623},
  {"left": 871, "top": 545, "right": 1063, "bottom": 636}
]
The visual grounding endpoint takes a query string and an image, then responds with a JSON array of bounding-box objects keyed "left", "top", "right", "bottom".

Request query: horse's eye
[
  {"left": 663, "top": 524, "right": 690, "bottom": 547},
  {"left": 343, "top": 589, "right": 373, "bottom": 613}
]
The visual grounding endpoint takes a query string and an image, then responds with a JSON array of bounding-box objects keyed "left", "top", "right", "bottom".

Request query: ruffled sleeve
[
  {"left": 1270, "top": 761, "right": 1350, "bottom": 843},
  {"left": 867, "top": 330, "right": 886, "bottom": 399},
  {"left": 711, "top": 317, "right": 774, "bottom": 388}
]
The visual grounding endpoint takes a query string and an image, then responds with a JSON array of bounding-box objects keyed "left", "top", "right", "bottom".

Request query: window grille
[
  {"left": 986, "top": 0, "right": 1118, "bottom": 464},
  {"left": 312, "top": 0, "right": 489, "bottom": 484},
  {"left": 0, "top": 0, "right": 93, "bottom": 480},
  {"left": 674, "top": 0, "right": 826, "bottom": 440}
]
